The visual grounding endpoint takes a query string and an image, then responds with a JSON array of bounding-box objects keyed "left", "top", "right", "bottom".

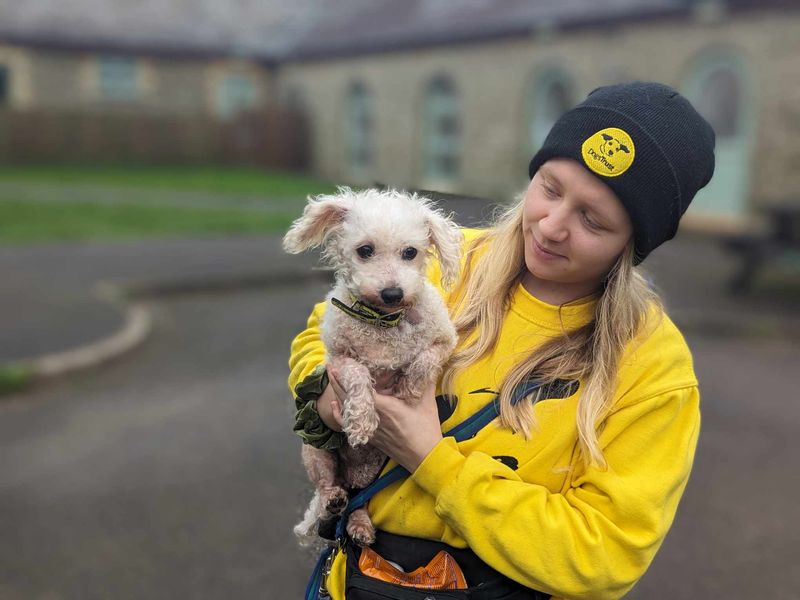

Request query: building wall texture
[
  {"left": 3, "top": 47, "right": 270, "bottom": 118},
  {"left": 276, "top": 9, "right": 800, "bottom": 220},
  {"left": 28, "top": 49, "right": 87, "bottom": 110}
]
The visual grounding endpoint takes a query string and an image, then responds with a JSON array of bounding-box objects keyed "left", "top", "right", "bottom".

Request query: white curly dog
[{"left": 283, "top": 187, "right": 462, "bottom": 547}]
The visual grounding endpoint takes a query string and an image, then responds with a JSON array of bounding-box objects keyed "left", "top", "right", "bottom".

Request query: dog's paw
[
  {"left": 346, "top": 512, "right": 376, "bottom": 547},
  {"left": 346, "top": 432, "right": 369, "bottom": 447},
  {"left": 321, "top": 486, "right": 349, "bottom": 518}
]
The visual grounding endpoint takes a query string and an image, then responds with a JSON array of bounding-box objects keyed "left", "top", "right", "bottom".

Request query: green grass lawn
[
  {"left": 0, "top": 199, "right": 302, "bottom": 242},
  {"left": 0, "top": 165, "right": 338, "bottom": 198},
  {"left": 0, "top": 165, "right": 340, "bottom": 242}
]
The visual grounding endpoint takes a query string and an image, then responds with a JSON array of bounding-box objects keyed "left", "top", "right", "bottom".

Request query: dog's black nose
[{"left": 380, "top": 287, "right": 404, "bottom": 305}]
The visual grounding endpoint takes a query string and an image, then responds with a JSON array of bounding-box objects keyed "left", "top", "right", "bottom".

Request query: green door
[{"left": 683, "top": 56, "right": 752, "bottom": 222}]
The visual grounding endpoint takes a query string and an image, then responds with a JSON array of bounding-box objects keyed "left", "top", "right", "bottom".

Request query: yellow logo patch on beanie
[{"left": 581, "top": 127, "right": 635, "bottom": 177}]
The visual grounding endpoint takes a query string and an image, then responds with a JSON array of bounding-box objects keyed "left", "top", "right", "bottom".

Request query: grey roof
[
  {"left": 285, "top": 0, "right": 686, "bottom": 60},
  {"left": 0, "top": 0, "right": 322, "bottom": 60},
  {"left": 0, "top": 0, "right": 779, "bottom": 62}
]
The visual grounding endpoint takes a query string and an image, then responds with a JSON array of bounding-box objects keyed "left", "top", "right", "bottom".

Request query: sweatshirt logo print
[
  {"left": 435, "top": 394, "right": 457, "bottom": 423},
  {"left": 492, "top": 455, "right": 519, "bottom": 470},
  {"left": 469, "top": 387, "right": 499, "bottom": 396},
  {"left": 510, "top": 377, "right": 580, "bottom": 406}
]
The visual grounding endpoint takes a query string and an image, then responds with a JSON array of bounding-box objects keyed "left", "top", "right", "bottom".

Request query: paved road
[
  {"left": 0, "top": 187, "right": 496, "bottom": 366},
  {"left": 629, "top": 334, "right": 799, "bottom": 599},
  {"left": 1, "top": 283, "right": 798, "bottom": 599},
  {"left": 0, "top": 282, "right": 329, "bottom": 600}
]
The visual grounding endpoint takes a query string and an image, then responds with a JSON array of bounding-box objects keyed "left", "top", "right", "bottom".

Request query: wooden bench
[{"left": 723, "top": 204, "right": 800, "bottom": 292}]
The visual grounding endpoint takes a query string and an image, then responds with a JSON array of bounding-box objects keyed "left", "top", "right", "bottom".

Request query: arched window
[
  {"left": 694, "top": 67, "right": 740, "bottom": 138},
  {"left": 0, "top": 65, "right": 10, "bottom": 106},
  {"left": 217, "top": 74, "right": 257, "bottom": 120},
  {"left": 98, "top": 55, "right": 139, "bottom": 102},
  {"left": 682, "top": 52, "right": 751, "bottom": 219},
  {"left": 528, "top": 69, "right": 576, "bottom": 152},
  {"left": 346, "top": 81, "right": 374, "bottom": 175},
  {"left": 283, "top": 85, "right": 307, "bottom": 112},
  {"left": 422, "top": 75, "right": 461, "bottom": 180}
]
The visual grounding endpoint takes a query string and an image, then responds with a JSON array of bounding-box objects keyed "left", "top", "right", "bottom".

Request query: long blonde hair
[{"left": 441, "top": 200, "right": 661, "bottom": 468}]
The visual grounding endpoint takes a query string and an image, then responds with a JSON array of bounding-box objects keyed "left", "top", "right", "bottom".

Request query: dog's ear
[
  {"left": 425, "top": 208, "right": 463, "bottom": 289},
  {"left": 283, "top": 191, "right": 352, "bottom": 253}
]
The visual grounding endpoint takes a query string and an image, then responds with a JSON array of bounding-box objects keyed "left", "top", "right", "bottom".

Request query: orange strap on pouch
[{"left": 358, "top": 546, "right": 468, "bottom": 590}]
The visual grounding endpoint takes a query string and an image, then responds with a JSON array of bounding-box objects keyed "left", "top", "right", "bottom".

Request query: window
[
  {"left": 98, "top": 55, "right": 138, "bottom": 101},
  {"left": 422, "top": 75, "right": 461, "bottom": 180},
  {"left": 283, "top": 85, "right": 307, "bottom": 111},
  {"left": 0, "top": 66, "right": 9, "bottom": 106},
  {"left": 217, "top": 74, "right": 257, "bottom": 119},
  {"left": 346, "top": 81, "right": 374, "bottom": 175},
  {"left": 528, "top": 69, "right": 576, "bottom": 152},
  {"left": 695, "top": 67, "right": 740, "bottom": 138}
]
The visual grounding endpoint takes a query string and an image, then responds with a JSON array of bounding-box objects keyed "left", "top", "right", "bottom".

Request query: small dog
[{"left": 283, "top": 187, "right": 462, "bottom": 546}]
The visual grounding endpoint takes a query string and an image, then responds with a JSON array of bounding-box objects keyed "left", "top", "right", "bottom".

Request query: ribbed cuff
[{"left": 292, "top": 365, "right": 346, "bottom": 450}]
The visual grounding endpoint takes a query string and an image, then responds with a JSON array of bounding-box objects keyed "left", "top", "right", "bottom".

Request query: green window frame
[
  {"left": 98, "top": 55, "right": 138, "bottom": 101},
  {"left": 528, "top": 68, "right": 576, "bottom": 153},
  {"left": 346, "top": 81, "right": 374, "bottom": 176},
  {"left": 217, "top": 74, "right": 257, "bottom": 119},
  {"left": 422, "top": 75, "right": 461, "bottom": 180}
]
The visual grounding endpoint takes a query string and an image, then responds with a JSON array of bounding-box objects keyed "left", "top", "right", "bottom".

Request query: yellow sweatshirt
[{"left": 288, "top": 230, "right": 700, "bottom": 600}]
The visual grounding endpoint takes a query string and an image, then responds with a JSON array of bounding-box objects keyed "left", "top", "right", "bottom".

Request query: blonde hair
[{"left": 441, "top": 200, "right": 661, "bottom": 468}]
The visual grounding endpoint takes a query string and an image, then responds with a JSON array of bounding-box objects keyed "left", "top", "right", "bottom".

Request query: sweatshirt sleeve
[
  {"left": 287, "top": 300, "right": 328, "bottom": 396},
  {"left": 410, "top": 385, "right": 701, "bottom": 600}
]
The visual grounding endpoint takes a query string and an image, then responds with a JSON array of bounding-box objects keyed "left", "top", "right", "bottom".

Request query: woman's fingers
[
  {"left": 327, "top": 368, "right": 345, "bottom": 428},
  {"left": 368, "top": 383, "right": 444, "bottom": 472},
  {"left": 330, "top": 398, "right": 343, "bottom": 428},
  {"left": 328, "top": 367, "right": 345, "bottom": 400}
]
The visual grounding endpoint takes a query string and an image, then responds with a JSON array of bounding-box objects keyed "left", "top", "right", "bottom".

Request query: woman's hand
[
  {"left": 316, "top": 368, "right": 397, "bottom": 433},
  {"left": 326, "top": 369, "right": 443, "bottom": 473},
  {"left": 316, "top": 382, "right": 343, "bottom": 432},
  {"left": 316, "top": 370, "right": 395, "bottom": 432}
]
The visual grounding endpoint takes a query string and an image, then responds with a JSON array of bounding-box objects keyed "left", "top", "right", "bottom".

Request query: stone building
[
  {"left": 1, "top": 0, "right": 799, "bottom": 230},
  {"left": 0, "top": 0, "right": 312, "bottom": 118},
  {"left": 276, "top": 0, "right": 800, "bottom": 231}
]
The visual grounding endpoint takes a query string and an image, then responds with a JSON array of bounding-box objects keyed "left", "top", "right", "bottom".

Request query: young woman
[{"left": 289, "top": 81, "right": 715, "bottom": 600}]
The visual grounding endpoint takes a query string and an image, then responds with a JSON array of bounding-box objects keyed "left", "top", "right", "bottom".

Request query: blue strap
[
  {"left": 304, "top": 544, "right": 334, "bottom": 600},
  {"left": 309, "top": 397, "right": 501, "bottom": 599},
  {"left": 334, "top": 398, "right": 500, "bottom": 539}
]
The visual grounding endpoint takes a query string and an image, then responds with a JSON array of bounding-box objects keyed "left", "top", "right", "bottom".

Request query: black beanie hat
[{"left": 528, "top": 81, "right": 715, "bottom": 264}]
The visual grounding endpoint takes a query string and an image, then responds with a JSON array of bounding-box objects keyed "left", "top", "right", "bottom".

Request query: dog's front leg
[
  {"left": 328, "top": 356, "right": 378, "bottom": 447},
  {"left": 300, "top": 443, "right": 348, "bottom": 518}
]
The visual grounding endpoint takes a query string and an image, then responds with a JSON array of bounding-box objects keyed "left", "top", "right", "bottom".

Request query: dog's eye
[
  {"left": 356, "top": 245, "right": 374, "bottom": 259},
  {"left": 401, "top": 247, "right": 418, "bottom": 260}
]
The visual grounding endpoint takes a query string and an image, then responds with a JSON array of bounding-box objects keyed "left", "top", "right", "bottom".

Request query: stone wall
[
  {"left": 2, "top": 46, "right": 270, "bottom": 118},
  {"left": 277, "top": 9, "right": 800, "bottom": 220}
]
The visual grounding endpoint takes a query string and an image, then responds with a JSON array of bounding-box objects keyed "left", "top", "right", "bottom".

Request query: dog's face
[
  {"left": 600, "top": 133, "right": 631, "bottom": 158},
  {"left": 283, "top": 188, "right": 462, "bottom": 310},
  {"left": 332, "top": 194, "right": 432, "bottom": 309}
]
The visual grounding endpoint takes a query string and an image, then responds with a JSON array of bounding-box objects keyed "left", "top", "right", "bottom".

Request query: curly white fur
[{"left": 284, "top": 187, "right": 461, "bottom": 546}]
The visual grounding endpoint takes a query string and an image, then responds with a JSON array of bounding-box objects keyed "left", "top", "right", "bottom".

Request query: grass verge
[
  {"left": 0, "top": 364, "right": 33, "bottom": 397},
  {"left": 0, "top": 199, "right": 301, "bottom": 242},
  {"left": 0, "top": 165, "right": 338, "bottom": 198}
]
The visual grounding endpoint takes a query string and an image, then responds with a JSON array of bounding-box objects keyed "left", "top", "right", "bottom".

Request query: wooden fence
[{"left": 0, "top": 107, "right": 309, "bottom": 170}]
